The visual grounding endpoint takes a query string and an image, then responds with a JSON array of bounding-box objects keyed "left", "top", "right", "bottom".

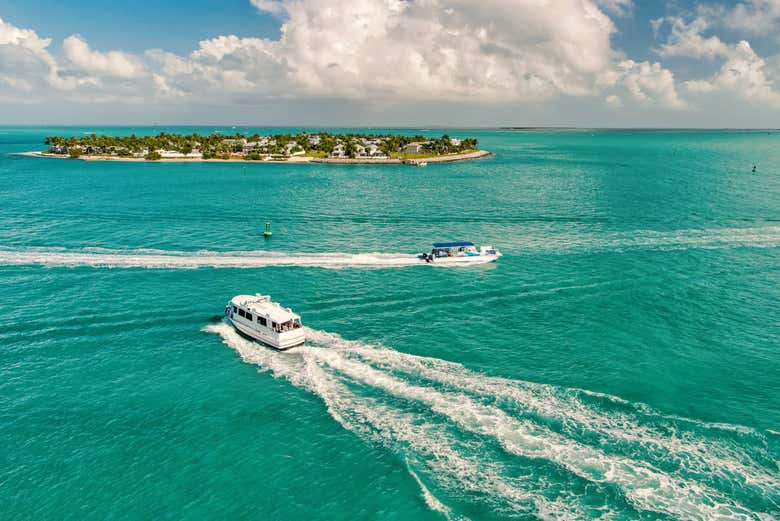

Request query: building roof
[
  {"left": 231, "top": 294, "right": 300, "bottom": 323},
  {"left": 433, "top": 241, "right": 474, "bottom": 248}
]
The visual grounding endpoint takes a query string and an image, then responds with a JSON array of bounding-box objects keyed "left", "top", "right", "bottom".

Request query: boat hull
[
  {"left": 228, "top": 317, "right": 305, "bottom": 350},
  {"left": 419, "top": 253, "right": 502, "bottom": 265}
]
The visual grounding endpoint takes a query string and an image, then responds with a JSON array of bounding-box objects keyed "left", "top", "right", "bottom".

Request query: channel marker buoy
[{"left": 263, "top": 222, "right": 273, "bottom": 237}]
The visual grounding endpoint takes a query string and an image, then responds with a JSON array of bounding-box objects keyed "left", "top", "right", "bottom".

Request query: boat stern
[
  {"left": 276, "top": 328, "right": 306, "bottom": 350},
  {"left": 480, "top": 245, "right": 500, "bottom": 255}
]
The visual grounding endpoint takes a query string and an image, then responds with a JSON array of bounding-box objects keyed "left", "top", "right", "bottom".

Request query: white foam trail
[
  {"left": 0, "top": 247, "right": 422, "bottom": 269},
  {"left": 205, "top": 323, "right": 777, "bottom": 520},
  {"left": 2, "top": 225, "right": 777, "bottom": 270},
  {"left": 340, "top": 341, "right": 779, "bottom": 498},
  {"left": 406, "top": 464, "right": 456, "bottom": 521},
  {"left": 599, "top": 226, "right": 780, "bottom": 252},
  {"left": 205, "top": 323, "right": 601, "bottom": 519},
  {"left": 310, "top": 348, "right": 760, "bottom": 520},
  {"left": 513, "top": 225, "right": 780, "bottom": 254}
]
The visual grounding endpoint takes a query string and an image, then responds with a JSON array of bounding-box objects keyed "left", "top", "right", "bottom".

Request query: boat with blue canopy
[{"left": 419, "top": 241, "right": 501, "bottom": 265}]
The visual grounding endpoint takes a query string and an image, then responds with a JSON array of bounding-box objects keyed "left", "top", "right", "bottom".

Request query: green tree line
[{"left": 44, "top": 132, "right": 479, "bottom": 160}]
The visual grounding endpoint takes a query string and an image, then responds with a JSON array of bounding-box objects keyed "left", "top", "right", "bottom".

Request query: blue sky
[
  {"left": 0, "top": 0, "right": 280, "bottom": 54},
  {"left": 1, "top": 0, "right": 779, "bottom": 126}
]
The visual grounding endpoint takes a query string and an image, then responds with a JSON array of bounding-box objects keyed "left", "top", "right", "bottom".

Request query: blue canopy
[{"left": 433, "top": 241, "right": 474, "bottom": 248}]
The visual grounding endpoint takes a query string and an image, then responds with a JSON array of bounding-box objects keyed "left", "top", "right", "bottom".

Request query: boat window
[
  {"left": 238, "top": 309, "right": 246, "bottom": 317},
  {"left": 258, "top": 317, "right": 267, "bottom": 327},
  {"left": 232, "top": 306, "right": 237, "bottom": 313},
  {"left": 246, "top": 313, "right": 253, "bottom": 321}
]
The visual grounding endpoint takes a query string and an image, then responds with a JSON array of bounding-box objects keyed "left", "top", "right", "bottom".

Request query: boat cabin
[
  {"left": 226, "top": 294, "right": 305, "bottom": 349},
  {"left": 229, "top": 295, "right": 302, "bottom": 331},
  {"left": 431, "top": 241, "right": 479, "bottom": 257}
]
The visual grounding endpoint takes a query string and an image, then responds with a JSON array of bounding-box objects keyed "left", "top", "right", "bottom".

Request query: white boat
[
  {"left": 419, "top": 242, "right": 502, "bottom": 265},
  {"left": 405, "top": 159, "right": 428, "bottom": 166},
  {"left": 225, "top": 294, "right": 305, "bottom": 350}
]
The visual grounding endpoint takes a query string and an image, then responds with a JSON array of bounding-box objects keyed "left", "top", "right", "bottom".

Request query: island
[{"left": 29, "top": 132, "right": 491, "bottom": 165}]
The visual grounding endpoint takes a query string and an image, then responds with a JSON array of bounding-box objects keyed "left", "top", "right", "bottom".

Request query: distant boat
[
  {"left": 419, "top": 242, "right": 501, "bottom": 265},
  {"left": 225, "top": 294, "right": 305, "bottom": 350}
]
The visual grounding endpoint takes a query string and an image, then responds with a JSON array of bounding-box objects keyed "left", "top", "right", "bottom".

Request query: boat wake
[
  {"left": 0, "top": 226, "right": 777, "bottom": 271},
  {"left": 515, "top": 225, "right": 780, "bottom": 255},
  {"left": 0, "top": 247, "right": 423, "bottom": 269},
  {"left": 205, "top": 322, "right": 779, "bottom": 520}
]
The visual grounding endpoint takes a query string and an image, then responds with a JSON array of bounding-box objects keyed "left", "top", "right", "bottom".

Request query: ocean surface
[{"left": 1, "top": 127, "right": 778, "bottom": 520}]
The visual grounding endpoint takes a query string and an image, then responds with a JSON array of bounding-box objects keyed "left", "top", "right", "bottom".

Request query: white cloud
[
  {"left": 0, "top": 4, "right": 684, "bottom": 110},
  {"left": 613, "top": 60, "right": 685, "bottom": 109},
  {"left": 250, "top": 0, "right": 287, "bottom": 15},
  {"left": 0, "top": 16, "right": 50, "bottom": 51},
  {"left": 697, "top": 0, "right": 780, "bottom": 37},
  {"left": 0, "top": 3, "right": 694, "bottom": 116},
  {"left": 0, "top": 16, "right": 62, "bottom": 90},
  {"left": 62, "top": 35, "right": 147, "bottom": 79},
  {"left": 655, "top": 15, "right": 780, "bottom": 107},
  {"left": 685, "top": 79, "right": 716, "bottom": 93},
  {"left": 605, "top": 94, "right": 623, "bottom": 108},
  {"left": 270, "top": 0, "right": 621, "bottom": 101},
  {"left": 656, "top": 17, "right": 730, "bottom": 59},
  {"left": 594, "top": 0, "right": 633, "bottom": 17},
  {"left": 685, "top": 40, "right": 780, "bottom": 106},
  {"left": 155, "top": 0, "right": 646, "bottom": 105},
  {"left": 0, "top": 17, "right": 147, "bottom": 98},
  {"left": 148, "top": 35, "right": 289, "bottom": 96}
]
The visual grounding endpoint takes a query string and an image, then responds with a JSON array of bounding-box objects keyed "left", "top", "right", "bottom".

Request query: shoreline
[{"left": 17, "top": 150, "right": 492, "bottom": 165}]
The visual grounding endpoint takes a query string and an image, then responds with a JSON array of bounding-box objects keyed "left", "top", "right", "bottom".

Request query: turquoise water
[{"left": 1, "top": 127, "right": 778, "bottom": 520}]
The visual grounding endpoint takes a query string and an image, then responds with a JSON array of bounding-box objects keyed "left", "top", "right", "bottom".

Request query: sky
[{"left": 1, "top": 0, "right": 780, "bottom": 127}]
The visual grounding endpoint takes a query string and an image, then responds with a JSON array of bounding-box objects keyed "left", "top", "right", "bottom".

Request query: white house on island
[
  {"left": 402, "top": 141, "right": 430, "bottom": 154},
  {"left": 330, "top": 144, "right": 345, "bottom": 158}
]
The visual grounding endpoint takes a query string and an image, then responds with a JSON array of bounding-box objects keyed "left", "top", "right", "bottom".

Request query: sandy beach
[{"left": 19, "top": 150, "right": 492, "bottom": 165}]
